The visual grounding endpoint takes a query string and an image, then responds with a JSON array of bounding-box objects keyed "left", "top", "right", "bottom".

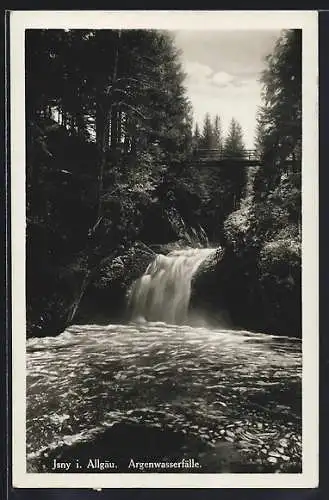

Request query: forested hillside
[
  {"left": 226, "top": 29, "right": 302, "bottom": 335},
  {"left": 26, "top": 29, "right": 302, "bottom": 338},
  {"left": 193, "top": 30, "right": 302, "bottom": 336}
]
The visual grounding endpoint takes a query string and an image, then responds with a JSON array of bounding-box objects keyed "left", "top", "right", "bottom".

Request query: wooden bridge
[{"left": 190, "top": 149, "right": 298, "bottom": 168}]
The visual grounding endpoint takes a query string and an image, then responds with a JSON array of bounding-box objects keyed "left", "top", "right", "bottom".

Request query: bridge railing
[{"left": 195, "top": 148, "right": 259, "bottom": 161}]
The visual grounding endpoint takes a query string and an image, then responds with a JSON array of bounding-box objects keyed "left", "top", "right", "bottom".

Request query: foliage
[
  {"left": 25, "top": 28, "right": 303, "bottom": 338},
  {"left": 221, "top": 29, "right": 302, "bottom": 336},
  {"left": 200, "top": 113, "right": 217, "bottom": 149},
  {"left": 255, "top": 30, "right": 302, "bottom": 164},
  {"left": 194, "top": 113, "right": 226, "bottom": 153},
  {"left": 213, "top": 115, "right": 223, "bottom": 153},
  {"left": 223, "top": 118, "right": 246, "bottom": 158},
  {"left": 26, "top": 29, "right": 194, "bottom": 336},
  {"left": 192, "top": 122, "right": 201, "bottom": 150}
]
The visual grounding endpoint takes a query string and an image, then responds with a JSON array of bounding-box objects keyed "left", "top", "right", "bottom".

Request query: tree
[
  {"left": 213, "top": 114, "right": 223, "bottom": 152},
  {"left": 256, "top": 29, "right": 302, "bottom": 164},
  {"left": 254, "top": 109, "right": 265, "bottom": 159},
  {"left": 221, "top": 29, "right": 302, "bottom": 336},
  {"left": 25, "top": 28, "right": 194, "bottom": 333},
  {"left": 192, "top": 122, "right": 201, "bottom": 151},
  {"left": 223, "top": 118, "right": 246, "bottom": 157},
  {"left": 200, "top": 113, "right": 215, "bottom": 150},
  {"left": 253, "top": 29, "right": 302, "bottom": 227}
]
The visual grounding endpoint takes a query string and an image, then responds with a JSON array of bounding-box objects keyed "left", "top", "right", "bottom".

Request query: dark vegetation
[
  {"left": 193, "top": 30, "right": 302, "bottom": 336},
  {"left": 26, "top": 29, "right": 301, "bottom": 338}
]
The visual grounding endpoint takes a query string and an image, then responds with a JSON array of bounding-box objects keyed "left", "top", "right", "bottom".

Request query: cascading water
[
  {"left": 128, "top": 247, "right": 217, "bottom": 324},
  {"left": 26, "top": 253, "right": 302, "bottom": 474}
]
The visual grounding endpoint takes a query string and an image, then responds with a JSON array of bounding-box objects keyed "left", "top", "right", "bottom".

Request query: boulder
[
  {"left": 189, "top": 247, "right": 233, "bottom": 327},
  {"left": 190, "top": 237, "right": 301, "bottom": 336},
  {"left": 75, "top": 242, "right": 156, "bottom": 324}
]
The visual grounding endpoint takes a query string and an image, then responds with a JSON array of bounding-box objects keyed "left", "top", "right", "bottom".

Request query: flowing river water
[{"left": 26, "top": 248, "right": 302, "bottom": 473}]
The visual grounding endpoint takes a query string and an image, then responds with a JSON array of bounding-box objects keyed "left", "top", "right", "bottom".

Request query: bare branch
[{"left": 116, "top": 101, "right": 149, "bottom": 120}]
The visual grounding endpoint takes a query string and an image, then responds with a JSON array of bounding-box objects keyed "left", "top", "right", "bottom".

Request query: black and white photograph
[{"left": 10, "top": 10, "right": 318, "bottom": 489}]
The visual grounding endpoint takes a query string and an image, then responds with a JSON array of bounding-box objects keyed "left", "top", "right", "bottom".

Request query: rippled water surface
[{"left": 27, "top": 322, "right": 302, "bottom": 473}]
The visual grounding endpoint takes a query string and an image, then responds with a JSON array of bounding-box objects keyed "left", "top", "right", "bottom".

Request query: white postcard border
[{"left": 10, "top": 9, "right": 319, "bottom": 489}]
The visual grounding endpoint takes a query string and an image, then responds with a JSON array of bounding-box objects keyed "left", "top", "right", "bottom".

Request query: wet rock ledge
[{"left": 76, "top": 241, "right": 156, "bottom": 324}]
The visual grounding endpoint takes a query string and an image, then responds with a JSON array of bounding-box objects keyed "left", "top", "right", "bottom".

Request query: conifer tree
[
  {"left": 256, "top": 29, "right": 301, "bottom": 164},
  {"left": 193, "top": 122, "right": 201, "bottom": 150},
  {"left": 223, "top": 118, "right": 246, "bottom": 158},
  {"left": 200, "top": 113, "right": 215, "bottom": 150},
  {"left": 213, "top": 114, "right": 223, "bottom": 152}
]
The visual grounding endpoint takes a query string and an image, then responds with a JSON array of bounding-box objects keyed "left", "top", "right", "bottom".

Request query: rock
[
  {"left": 190, "top": 219, "right": 301, "bottom": 337},
  {"left": 268, "top": 456, "right": 278, "bottom": 464},
  {"left": 189, "top": 247, "right": 233, "bottom": 327},
  {"left": 76, "top": 241, "right": 155, "bottom": 323}
]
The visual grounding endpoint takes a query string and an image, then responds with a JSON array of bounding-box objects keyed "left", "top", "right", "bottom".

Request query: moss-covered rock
[
  {"left": 75, "top": 242, "right": 156, "bottom": 324},
  {"left": 257, "top": 238, "right": 301, "bottom": 335},
  {"left": 191, "top": 236, "right": 301, "bottom": 337},
  {"left": 189, "top": 162, "right": 302, "bottom": 337}
]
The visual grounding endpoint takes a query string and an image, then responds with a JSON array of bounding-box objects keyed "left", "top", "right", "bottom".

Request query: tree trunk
[
  {"left": 70, "top": 114, "right": 76, "bottom": 132},
  {"left": 122, "top": 113, "right": 130, "bottom": 153},
  {"left": 110, "top": 106, "right": 118, "bottom": 151},
  {"left": 131, "top": 135, "right": 137, "bottom": 155},
  {"left": 117, "top": 109, "right": 122, "bottom": 149},
  {"left": 124, "top": 134, "right": 130, "bottom": 153},
  {"left": 68, "top": 31, "right": 122, "bottom": 325},
  {"left": 96, "top": 99, "right": 105, "bottom": 151},
  {"left": 76, "top": 112, "right": 84, "bottom": 135},
  {"left": 57, "top": 106, "right": 62, "bottom": 125},
  {"left": 98, "top": 30, "right": 121, "bottom": 218},
  {"left": 104, "top": 110, "right": 110, "bottom": 153},
  {"left": 66, "top": 271, "right": 91, "bottom": 325}
]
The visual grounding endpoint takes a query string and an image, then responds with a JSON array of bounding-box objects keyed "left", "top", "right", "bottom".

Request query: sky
[{"left": 174, "top": 30, "right": 282, "bottom": 148}]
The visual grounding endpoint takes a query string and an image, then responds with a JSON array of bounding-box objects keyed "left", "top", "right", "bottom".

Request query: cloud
[
  {"left": 186, "top": 75, "right": 262, "bottom": 147},
  {"left": 211, "top": 71, "right": 234, "bottom": 87},
  {"left": 174, "top": 31, "right": 280, "bottom": 147},
  {"left": 184, "top": 61, "right": 213, "bottom": 84},
  {"left": 183, "top": 60, "right": 257, "bottom": 96},
  {"left": 175, "top": 29, "right": 281, "bottom": 78}
]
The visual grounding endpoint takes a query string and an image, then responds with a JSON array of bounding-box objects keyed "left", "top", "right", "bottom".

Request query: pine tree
[
  {"left": 253, "top": 29, "right": 301, "bottom": 225},
  {"left": 25, "top": 28, "right": 195, "bottom": 329},
  {"left": 223, "top": 118, "right": 246, "bottom": 158},
  {"left": 256, "top": 29, "right": 301, "bottom": 164},
  {"left": 254, "top": 109, "right": 266, "bottom": 159},
  {"left": 213, "top": 114, "right": 223, "bottom": 153},
  {"left": 193, "top": 122, "right": 201, "bottom": 150},
  {"left": 200, "top": 113, "right": 215, "bottom": 150}
]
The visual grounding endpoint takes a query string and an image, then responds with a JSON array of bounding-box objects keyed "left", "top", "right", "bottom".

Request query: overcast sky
[{"left": 174, "top": 30, "right": 282, "bottom": 148}]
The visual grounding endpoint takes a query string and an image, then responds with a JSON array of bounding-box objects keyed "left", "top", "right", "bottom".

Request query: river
[
  {"left": 26, "top": 248, "right": 302, "bottom": 473},
  {"left": 27, "top": 322, "right": 301, "bottom": 473}
]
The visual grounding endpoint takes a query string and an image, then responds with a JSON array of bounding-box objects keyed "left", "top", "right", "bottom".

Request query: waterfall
[{"left": 128, "top": 247, "right": 217, "bottom": 325}]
